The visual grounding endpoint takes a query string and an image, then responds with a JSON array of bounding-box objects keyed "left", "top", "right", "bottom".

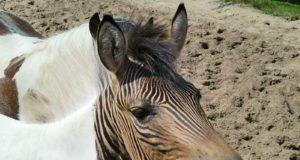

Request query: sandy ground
[{"left": 1, "top": 0, "right": 299, "bottom": 159}]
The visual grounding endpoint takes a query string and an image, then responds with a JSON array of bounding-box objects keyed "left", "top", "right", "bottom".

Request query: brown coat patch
[
  {"left": 0, "top": 56, "right": 25, "bottom": 119},
  {"left": 0, "top": 77, "right": 19, "bottom": 119},
  {"left": 4, "top": 56, "right": 25, "bottom": 78}
]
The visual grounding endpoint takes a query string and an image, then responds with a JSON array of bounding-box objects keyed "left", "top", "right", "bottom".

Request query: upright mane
[{"left": 127, "top": 22, "right": 180, "bottom": 81}]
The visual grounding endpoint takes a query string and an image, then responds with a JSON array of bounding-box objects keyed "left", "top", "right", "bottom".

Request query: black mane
[{"left": 126, "top": 21, "right": 180, "bottom": 81}]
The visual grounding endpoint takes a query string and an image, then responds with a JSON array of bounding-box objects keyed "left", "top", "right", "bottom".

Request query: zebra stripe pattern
[{"left": 93, "top": 4, "right": 242, "bottom": 160}]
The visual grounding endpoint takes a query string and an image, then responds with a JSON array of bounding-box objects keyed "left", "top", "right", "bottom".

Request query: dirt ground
[{"left": 1, "top": 0, "right": 299, "bottom": 159}]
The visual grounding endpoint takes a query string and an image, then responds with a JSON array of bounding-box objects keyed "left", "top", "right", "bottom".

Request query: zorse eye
[
  {"left": 131, "top": 107, "right": 150, "bottom": 121},
  {"left": 131, "top": 104, "right": 157, "bottom": 123}
]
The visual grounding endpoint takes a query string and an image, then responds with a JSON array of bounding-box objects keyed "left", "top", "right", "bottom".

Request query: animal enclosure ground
[{"left": 0, "top": 0, "right": 299, "bottom": 159}]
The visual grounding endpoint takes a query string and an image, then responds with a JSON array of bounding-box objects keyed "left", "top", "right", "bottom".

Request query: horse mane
[{"left": 127, "top": 21, "right": 180, "bottom": 82}]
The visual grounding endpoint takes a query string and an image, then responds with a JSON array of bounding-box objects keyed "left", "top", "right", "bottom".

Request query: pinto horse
[{"left": 0, "top": 11, "right": 121, "bottom": 122}]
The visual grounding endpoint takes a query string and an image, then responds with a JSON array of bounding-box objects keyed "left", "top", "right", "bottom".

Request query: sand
[{"left": 0, "top": 0, "right": 299, "bottom": 159}]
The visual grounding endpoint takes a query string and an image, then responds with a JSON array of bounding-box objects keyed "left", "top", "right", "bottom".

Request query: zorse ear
[
  {"left": 170, "top": 3, "right": 188, "bottom": 54},
  {"left": 89, "top": 13, "right": 100, "bottom": 39},
  {"left": 96, "top": 15, "right": 127, "bottom": 73}
]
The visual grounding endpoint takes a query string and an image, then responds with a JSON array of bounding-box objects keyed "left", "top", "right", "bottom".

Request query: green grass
[{"left": 223, "top": 0, "right": 300, "bottom": 20}]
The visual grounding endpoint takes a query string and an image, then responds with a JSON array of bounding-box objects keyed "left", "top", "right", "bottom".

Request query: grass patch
[{"left": 223, "top": 0, "right": 300, "bottom": 20}]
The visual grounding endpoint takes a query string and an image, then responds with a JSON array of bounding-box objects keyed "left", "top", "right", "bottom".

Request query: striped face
[
  {"left": 98, "top": 62, "right": 205, "bottom": 158},
  {"left": 95, "top": 63, "right": 241, "bottom": 160},
  {"left": 93, "top": 3, "right": 242, "bottom": 160}
]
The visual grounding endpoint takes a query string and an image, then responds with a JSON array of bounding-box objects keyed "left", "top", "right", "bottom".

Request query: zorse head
[{"left": 90, "top": 4, "right": 242, "bottom": 160}]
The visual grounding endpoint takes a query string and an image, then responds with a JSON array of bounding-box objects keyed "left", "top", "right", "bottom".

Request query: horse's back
[
  {"left": 0, "top": 34, "right": 35, "bottom": 120},
  {"left": 0, "top": 11, "right": 42, "bottom": 38},
  {"left": 0, "top": 11, "right": 42, "bottom": 120}
]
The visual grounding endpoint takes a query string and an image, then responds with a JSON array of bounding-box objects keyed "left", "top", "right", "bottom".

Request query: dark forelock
[{"left": 126, "top": 22, "right": 180, "bottom": 82}]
